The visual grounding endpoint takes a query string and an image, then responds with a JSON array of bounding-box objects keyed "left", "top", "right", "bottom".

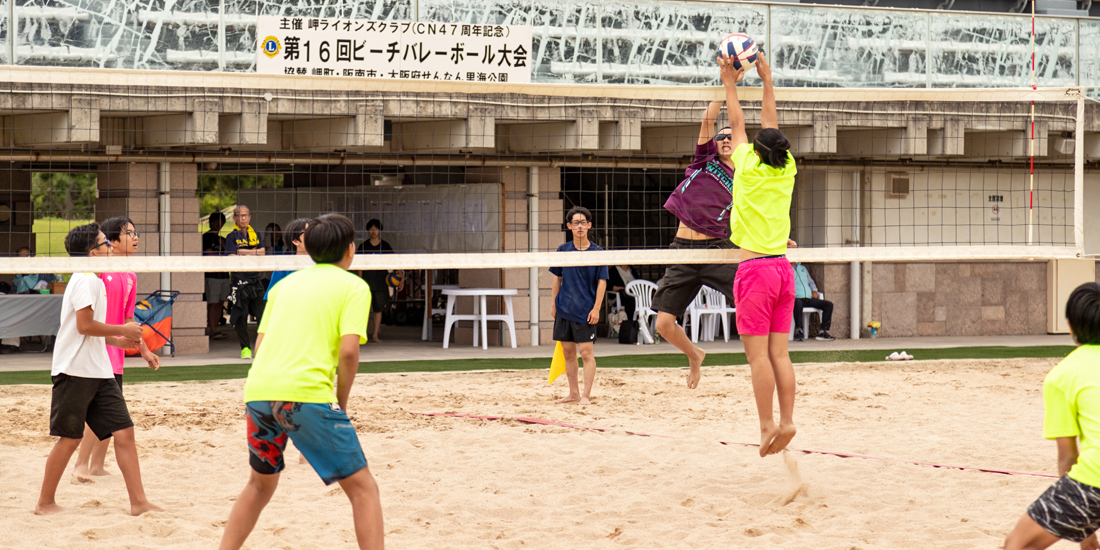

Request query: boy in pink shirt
[{"left": 72, "top": 216, "right": 159, "bottom": 480}]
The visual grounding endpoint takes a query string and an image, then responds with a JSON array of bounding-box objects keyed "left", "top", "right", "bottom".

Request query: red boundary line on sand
[{"left": 411, "top": 412, "right": 1058, "bottom": 479}]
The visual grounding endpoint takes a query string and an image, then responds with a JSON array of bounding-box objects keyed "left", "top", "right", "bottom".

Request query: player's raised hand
[
  {"left": 756, "top": 53, "right": 772, "bottom": 81},
  {"left": 717, "top": 56, "right": 746, "bottom": 88}
]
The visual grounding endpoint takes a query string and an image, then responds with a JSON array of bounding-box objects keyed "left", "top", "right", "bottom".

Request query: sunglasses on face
[{"left": 714, "top": 133, "right": 733, "bottom": 142}]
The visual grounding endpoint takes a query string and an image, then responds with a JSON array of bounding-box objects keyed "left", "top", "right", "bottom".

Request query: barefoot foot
[
  {"left": 89, "top": 467, "right": 111, "bottom": 476},
  {"left": 35, "top": 503, "right": 66, "bottom": 515},
  {"left": 555, "top": 395, "right": 580, "bottom": 404},
  {"left": 765, "top": 423, "right": 797, "bottom": 456},
  {"left": 130, "top": 501, "right": 164, "bottom": 516},
  {"left": 579, "top": 396, "right": 592, "bottom": 406},
  {"left": 759, "top": 422, "right": 780, "bottom": 458},
  {"left": 686, "top": 348, "right": 705, "bottom": 389},
  {"left": 371, "top": 336, "right": 383, "bottom": 343}
]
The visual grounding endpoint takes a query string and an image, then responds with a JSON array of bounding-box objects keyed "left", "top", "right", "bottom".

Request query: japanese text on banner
[{"left": 257, "top": 16, "right": 533, "bottom": 83}]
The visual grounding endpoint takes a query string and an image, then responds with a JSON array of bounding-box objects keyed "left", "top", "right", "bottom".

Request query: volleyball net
[{"left": 0, "top": 76, "right": 1095, "bottom": 278}]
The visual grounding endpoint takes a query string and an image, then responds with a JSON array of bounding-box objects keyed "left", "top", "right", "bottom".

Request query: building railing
[{"left": 6, "top": 0, "right": 1100, "bottom": 92}]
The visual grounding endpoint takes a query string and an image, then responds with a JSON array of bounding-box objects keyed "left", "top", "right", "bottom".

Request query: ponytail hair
[{"left": 753, "top": 128, "right": 791, "bottom": 169}]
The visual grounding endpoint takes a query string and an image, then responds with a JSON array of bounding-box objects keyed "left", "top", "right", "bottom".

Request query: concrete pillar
[{"left": 812, "top": 263, "right": 851, "bottom": 339}]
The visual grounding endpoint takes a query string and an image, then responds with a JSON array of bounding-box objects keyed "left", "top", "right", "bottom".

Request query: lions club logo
[{"left": 261, "top": 36, "right": 281, "bottom": 58}]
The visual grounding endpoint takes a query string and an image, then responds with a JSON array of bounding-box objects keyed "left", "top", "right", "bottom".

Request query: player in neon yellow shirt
[
  {"left": 720, "top": 52, "right": 799, "bottom": 457},
  {"left": 219, "top": 214, "right": 383, "bottom": 550},
  {"left": 1006, "top": 282, "right": 1100, "bottom": 550}
]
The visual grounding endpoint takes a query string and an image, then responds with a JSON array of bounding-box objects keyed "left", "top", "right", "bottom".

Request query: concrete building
[{"left": 0, "top": 0, "right": 1099, "bottom": 353}]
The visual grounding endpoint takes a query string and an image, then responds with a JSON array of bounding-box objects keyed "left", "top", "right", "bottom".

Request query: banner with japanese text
[{"left": 256, "top": 16, "right": 532, "bottom": 83}]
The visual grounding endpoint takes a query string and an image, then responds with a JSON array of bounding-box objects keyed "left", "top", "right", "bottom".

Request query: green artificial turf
[{"left": 0, "top": 345, "right": 1074, "bottom": 386}]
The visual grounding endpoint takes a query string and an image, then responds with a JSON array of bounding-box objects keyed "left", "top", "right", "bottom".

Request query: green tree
[
  {"left": 32, "top": 173, "right": 97, "bottom": 220},
  {"left": 197, "top": 174, "right": 284, "bottom": 215}
]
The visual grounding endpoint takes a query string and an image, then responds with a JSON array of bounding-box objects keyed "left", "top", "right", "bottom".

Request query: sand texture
[{"left": 0, "top": 358, "right": 1075, "bottom": 549}]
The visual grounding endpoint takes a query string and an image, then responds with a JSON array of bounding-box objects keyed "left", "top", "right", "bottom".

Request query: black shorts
[
  {"left": 114, "top": 373, "right": 123, "bottom": 395},
  {"left": 49, "top": 373, "right": 133, "bottom": 440},
  {"left": 652, "top": 237, "right": 738, "bottom": 316},
  {"left": 368, "top": 286, "right": 389, "bottom": 313},
  {"left": 553, "top": 316, "right": 597, "bottom": 344},
  {"left": 1028, "top": 475, "right": 1100, "bottom": 542}
]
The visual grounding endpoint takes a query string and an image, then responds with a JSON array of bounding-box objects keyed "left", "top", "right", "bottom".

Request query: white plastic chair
[
  {"left": 684, "top": 290, "right": 708, "bottom": 342},
  {"left": 699, "top": 286, "right": 735, "bottom": 342},
  {"left": 625, "top": 279, "right": 658, "bottom": 344},
  {"left": 606, "top": 290, "right": 622, "bottom": 312},
  {"left": 790, "top": 292, "right": 824, "bottom": 341}
]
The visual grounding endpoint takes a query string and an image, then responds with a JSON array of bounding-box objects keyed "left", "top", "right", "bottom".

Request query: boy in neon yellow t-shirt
[
  {"left": 1005, "top": 282, "right": 1100, "bottom": 550},
  {"left": 219, "top": 214, "right": 383, "bottom": 550}
]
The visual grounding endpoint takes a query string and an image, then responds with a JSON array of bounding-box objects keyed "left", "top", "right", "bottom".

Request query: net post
[
  {"left": 528, "top": 166, "right": 540, "bottom": 347},
  {"left": 159, "top": 162, "right": 172, "bottom": 291},
  {"left": 1028, "top": 1, "right": 1036, "bottom": 246},
  {"left": 850, "top": 171, "right": 861, "bottom": 340},
  {"left": 1075, "top": 91, "right": 1085, "bottom": 253}
]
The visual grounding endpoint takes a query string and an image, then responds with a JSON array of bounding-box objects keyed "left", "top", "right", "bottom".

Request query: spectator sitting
[
  {"left": 13, "top": 247, "right": 60, "bottom": 294},
  {"left": 606, "top": 264, "right": 637, "bottom": 316},
  {"left": 792, "top": 262, "right": 835, "bottom": 341}
]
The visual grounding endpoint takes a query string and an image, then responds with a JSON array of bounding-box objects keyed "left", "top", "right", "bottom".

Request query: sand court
[{"left": 0, "top": 357, "right": 1077, "bottom": 549}]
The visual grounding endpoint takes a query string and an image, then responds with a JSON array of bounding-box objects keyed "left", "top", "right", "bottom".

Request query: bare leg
[
  {"left": 742, "top": 334, "right": 780, "bottom": 457},
  {"left": 577, "top": 341, "right": 596, "bottom": 405},
  {"left": 1004, "top": 512, "right": 1062, "bottom": 550},
  {"left": 219, "top": 471, "right": 280, "bottom": 550},
  {"left": 208, "top": 302, "right": 221, "bottom": 334},
  {"left": 656, "top": 312, "right": 705, "bottom": 389},
  {"left": 338, "top": 467, "right": 385, "bottom": 550},
  {"left": 555, "top": 341, "right": 581, "bottom": 404},
  {"left": 111, "top": 427, "right": 162, "bottom": 515},
  {"left": 71, "top": 425, "right": 98, "bottom": 482},
  {"left": 764, "top": 332, "right": 797, "bottom": 455},
  {"left": 370, "top": 311, "right": 383, "bottom": 343},
  {"left": 88, "top": 438, "right": 111, "bottom": 475},
  {"left": 36, "top": 436, "right": 82, "bottom": 515}
]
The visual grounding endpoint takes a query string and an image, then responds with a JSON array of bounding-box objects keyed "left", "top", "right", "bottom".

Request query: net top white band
[{"left": 0, "top": 246, "right": 1084, "bottom": 275}]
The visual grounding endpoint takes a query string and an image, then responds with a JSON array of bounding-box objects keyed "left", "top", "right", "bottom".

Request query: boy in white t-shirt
[
  {"left": 71, "top": 216, "right": 159, "bottom": 481},
  {"left": 35, "top": 223, "right": 162, "bottom": 516}
]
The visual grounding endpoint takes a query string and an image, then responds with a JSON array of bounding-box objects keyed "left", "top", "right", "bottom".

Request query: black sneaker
[
  {"left": 794, "top": 329, "right": 804, "bottom": 342},
  {"left": 816, "top": 331, "right": 836, "bottom": 341}
]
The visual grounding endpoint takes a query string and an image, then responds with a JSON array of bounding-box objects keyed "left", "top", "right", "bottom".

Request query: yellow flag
[{"left": 548, "top": 341, "right": 567, "bottom": 384}]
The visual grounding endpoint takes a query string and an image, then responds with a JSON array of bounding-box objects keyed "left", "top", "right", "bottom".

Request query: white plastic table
[
  {"left": 441, "top": 288, "right": 518, "bottom": 349},
  {"left": 422, "top": 284, "right": 459, "bottom": 341}
]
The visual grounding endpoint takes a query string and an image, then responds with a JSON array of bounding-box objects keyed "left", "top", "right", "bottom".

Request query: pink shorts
[{"left": 733, "top": 257, "right": 795, "bottom": 336}]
